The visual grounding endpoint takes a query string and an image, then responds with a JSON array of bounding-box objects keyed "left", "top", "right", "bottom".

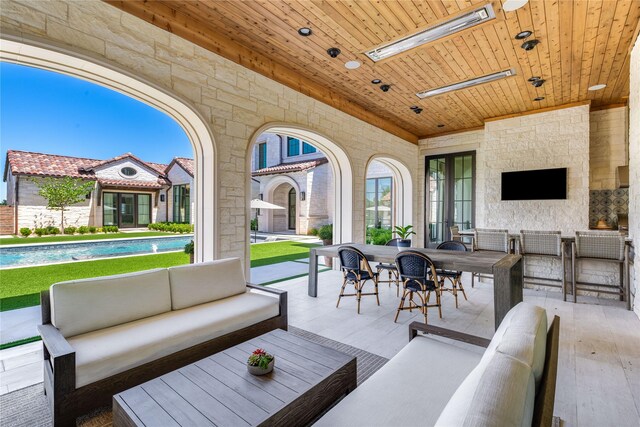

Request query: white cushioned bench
[
  {"left": 315, "top": 302, "right": 559, "bottom": 427},
  {"left": 38, "top": 258, "right": 287, "bottom": 426}
]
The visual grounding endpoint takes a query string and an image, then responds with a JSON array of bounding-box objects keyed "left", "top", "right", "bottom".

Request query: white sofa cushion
[
  {"left": 315, "top": 335, "right": 484, "bottom": 427},
  {"left": 168, "top": 258, "right": 246, "bottom": 310},
  {"left": 68, "top": 291, "right": 279, "bottom": 388},
  {"left": 51, "top": 269, "right": 171, "bottom": 338},
  {"left": 435, "top": 352, "right": 535, "bottom": 427}
]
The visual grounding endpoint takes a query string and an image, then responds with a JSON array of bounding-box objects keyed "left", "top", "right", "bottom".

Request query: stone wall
[
  {"left": 590, "top": 107, "right": 628, "bottom": 190},
  {"left": 166, "top": 163, "right": 193, "bottom": 223},
  {"left": 94, "top": 158, "right": 160, "bottom": 183},
  {"left": 0, "top": 0, "right": 418, "bottom": 261},
  {"left": 629, "top": 36, "right": 640, "bottom": 316}
]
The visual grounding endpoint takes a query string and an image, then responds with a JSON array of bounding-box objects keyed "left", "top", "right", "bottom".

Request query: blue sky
[{"left": 0, "top": 62, "right": 193, "bottom": 200}]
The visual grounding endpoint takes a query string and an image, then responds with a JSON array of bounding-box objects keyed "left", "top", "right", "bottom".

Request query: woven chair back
[
  {"left": 436, "top": 240, "right": 467, "bottom": 252},
  {"left": 575, "top": 231, "right": 625, "bottom": 261},
  {"left": 385, "top": 238, "right": 402, "bottom": 247},
  {"left": 474, "top": 228, "right": 509, "bottom": 252},
  {"left": 395, "top": 251, "right": 438, "bottom": 282},
  {"left": 519, "top": 230, "right": 562, "bottom": 256},
  {"left": 338, "top": 246, "right": 374, "bottom": 276}
]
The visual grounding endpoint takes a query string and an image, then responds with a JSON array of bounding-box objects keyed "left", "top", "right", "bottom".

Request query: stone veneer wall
[
  {"left": 629, "top": 36, "right": 640, "bottom": 316},
  {"left": 0, "top": 0, "right": 419, "bottom": 259},
  {"left": 590, "top": 107, "right": 628, "bottom": 190},
  {"left": 479, "top": 105, "right": 590, "bottom": 234}
]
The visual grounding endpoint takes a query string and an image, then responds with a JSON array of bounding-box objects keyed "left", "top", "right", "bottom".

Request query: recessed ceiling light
[
  {"left": 437, "top": 124, "right": 445, "bottom": 128},
  {"left": 588, "top": 84, "right": 607, "bottom": 91},
  {"left": 503, "top": 0, "right": 529, "bottom": 12},
  {"left": 327, "top": 47, "right": 341, "bottom": 58},
  {"left": 365, "top": 4, "right": 495, "bottom": 62},
  {"left": 521, "top": 39, "right": 540, "bottom": 51},
  {"left": 345, "top": 60, "right": 361, "bottom": 70},
  {"left": 417, "top": 69, "right": 516, "bottom": 98},
  {"left": 533, "top": 96, "right": 544, "bottom": 101},
  {"left": 515, "top": 30, "right": 532, "bottom": 40},
  {"left": 371, "top": 79, "right": 382, "bottom": 84},
  {"left": 298, "top": 28, "right": 312, "bottom": 36}
]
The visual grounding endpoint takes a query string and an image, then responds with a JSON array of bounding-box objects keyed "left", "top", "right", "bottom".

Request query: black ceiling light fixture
[
  {"left": 521, "top": 39, "right": 540, "bottom": 51},
  {"left": 515, "top": 30, "right": 532, "bottom": 40},
  {"left": 380, "top": 84, "right": 391, "bottom": 92},
  {"left": 410, "top": 105, "right": 419, "bottom": 110},
  {"left": 327, "top": 47, "right": 341, "bottom": 58},
  {"left": 528, "top": 76, "right": 545, "bottom": 87},
  {"left": 414, "top": 108, "right": 423, "bottom": 114},
  {"left": 437, "top": 124, "right": 445, "bottom": 128},
  {"left": 371, "top": 79, "right": 382, "bottom": 84},
  {"left": 527, "top": 76, "right": 541, "bottom": 82},
  {"left": 298, "top": 27, "right": 312, "bottom": 36},
  {"left": 533, "top": 96, "right": 545, "bottom": 101}
]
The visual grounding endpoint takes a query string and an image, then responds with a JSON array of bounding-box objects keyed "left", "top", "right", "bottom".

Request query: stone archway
[
  {"left": 262, "top": 176, "right": 301, "bottom": 233},
  {"left": 0, "top": 32, "right": 218, "bottom": 261}
]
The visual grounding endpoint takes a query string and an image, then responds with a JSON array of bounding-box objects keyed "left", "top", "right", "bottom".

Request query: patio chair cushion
[
  {"left": 50, "top": 268, "right": 171, "bottom": 338},
  {"left": 168, "top": 258, "right": 246, "bottom": 310},
  {"left": 68, "top": 291, "right": 279, "bottom": 388},
  {"left": 435, "top": 352, "right": 535, "bottom": 427},
  {"left": 314, "top": 335, "right": 483, "bottom": 427}
]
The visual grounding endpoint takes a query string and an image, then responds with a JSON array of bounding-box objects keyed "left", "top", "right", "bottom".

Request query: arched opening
[
  {"left": 246, "top": 124, "right": 353, "bottom": 277},
  {"left": 365, "top": 156, "right": 414, "bottom": 244},
  {"left": 0, "top": 33, "right": 218, "bottom": 261}
]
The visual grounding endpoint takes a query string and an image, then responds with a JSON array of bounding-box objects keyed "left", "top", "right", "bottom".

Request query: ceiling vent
[
  {"left": 365, "top": 4, "right": 495, "bottom": 62},
  {"left": 416, "top": 69, "right": 516, "bottom": 99}
]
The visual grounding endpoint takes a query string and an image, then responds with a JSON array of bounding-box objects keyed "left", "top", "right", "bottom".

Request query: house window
[
  {"left": 302, "top": 142, "right": 316, "bottom": 154},
  {"left": 137, "top": 194, "right": 151, "bottom": 226},
  {"left": 258, "top": 143, "right": 267, "bottom": 169},
  {"left": 173, "top": 184, "right": 190, "bottom": 223},
  {"left": 103, "top": 192, "right": 151, "bottom": 227},
  {"left": 365, "top": 177, "right": 392, "bottom": 230},
  {"left": 120, "top": 167, "right": 137, "bottom": 177},
  {"left": 287, "top": 137, "right": 300, "bottom": 156}
]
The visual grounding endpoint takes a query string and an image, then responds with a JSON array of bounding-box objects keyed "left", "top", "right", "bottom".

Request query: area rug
[{"left": 0, "top": 327, "right": 388, "bottom": 427}]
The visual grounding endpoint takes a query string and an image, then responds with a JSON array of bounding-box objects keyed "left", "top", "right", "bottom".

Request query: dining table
[{"left": 308, "top": 243, "right": 524, "bottom": 330}]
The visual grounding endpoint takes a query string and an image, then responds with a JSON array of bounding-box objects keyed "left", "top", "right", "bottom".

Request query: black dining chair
[
  {"left": 337, "top": 246, "right": 380, "bottom": 314},
  {"left": 393, "top": 250, "right": 442, "bottom": 324},
  {"left": 436, "top": 240, "right": 468, "bottom": 308},
  {"left": 375, "top": 238, "right": 401, "bottom": 296}
]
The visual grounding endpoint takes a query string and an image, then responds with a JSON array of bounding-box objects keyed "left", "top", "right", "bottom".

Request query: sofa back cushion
[
  {"left": 51, "top": 268, "right": 171, "bottom": 337},
  {"left": 168, "top": 258, "right": 246, "bottom": 310},
  {"left": 436, "top": 352, "right": 535, "bottom": 426}
]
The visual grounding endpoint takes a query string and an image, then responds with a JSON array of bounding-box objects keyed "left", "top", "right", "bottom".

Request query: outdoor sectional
[{"left": 38, "top": 258, "right": 287, "bottom": 426}]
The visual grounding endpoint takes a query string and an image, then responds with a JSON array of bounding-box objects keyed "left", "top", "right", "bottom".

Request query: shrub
[
  {"left": 367, "top": 227, "right": 392, "bottom": 245},
  {"left": 103, "top": 225, "right": 119, "bottom": 233},
  {"left": 307, "top": 227, "right": 318, "bottom": 236},
  {"left": 64, "top": 226, "right": 77, "bottom": 235},
  {"left": 184, "top": 240, "right": 194, "bottom": 254},
  {"left": 88, "top": 226, "right": 97, "bottom": 234},
  {"left": 147, "top": 222, "right": 193, "bottom": 233},
  {"left": 46, "top": 226, "right": 60, "bottom": 235},
  {"left": 19, "top": 228, "right": 32, "bottom": 237},
  {"left": 250, "top": 218, "right": 258, "bottom": 231},
  {"left": 77, "top": 226, "right": 89, "bottom": 234},
  {"left": 317, "top": 224, "right": 333, "bottom": 243},
  {"left": 34, "top": 228, "right": 46, "bottom": 237}
]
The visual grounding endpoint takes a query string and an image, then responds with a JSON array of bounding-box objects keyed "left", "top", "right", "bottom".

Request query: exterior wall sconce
[
  {"left": 301, "top": 192, "right": 306, "bottom": 201},
  {"left": 160, "top": 194, "right": 165, "bottom": 202},
  {"left": 259, "top": 193, "right": 263, "bottom": 200}
]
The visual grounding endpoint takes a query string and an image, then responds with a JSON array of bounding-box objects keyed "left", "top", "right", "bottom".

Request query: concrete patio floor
[{"left": 1, "top": 270, "right": 639, "bottom": 426}]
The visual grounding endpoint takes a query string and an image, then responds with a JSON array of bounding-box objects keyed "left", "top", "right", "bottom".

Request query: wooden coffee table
[{"left": 113, "top": 329, "right": 357, "bottom": 426}]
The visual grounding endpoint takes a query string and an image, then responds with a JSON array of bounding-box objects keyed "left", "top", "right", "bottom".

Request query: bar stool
[
  {"left": 572, "top": 231, "right": 629, "bottom": 308},
  {"left": 472, "top": 228, "right": 509, "bottom": 287},
  {"left": 519, "top": 230, "right": 566, "bottom": 300}
]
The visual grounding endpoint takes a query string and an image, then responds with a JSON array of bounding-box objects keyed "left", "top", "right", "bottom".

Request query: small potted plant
[
  {"left": 247, "top": 348, "right": 274, "bottom": 375},
  {"left": 393, "top": 225, "right": 416, "bottom": 248},
  {"left": 184, "top": 240, "right": 194, "bottom": 264},
  {"left": 317, "top": 224, "right": 333, "bottom": 267}
]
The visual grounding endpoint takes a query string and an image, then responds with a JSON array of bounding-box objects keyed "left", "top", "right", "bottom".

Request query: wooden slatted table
[
  {"left": 113, "top": 329, "right": 357, "bottom": 427},
  {"left": 309, "top": 243, "right": 523, "bottom": 330}
]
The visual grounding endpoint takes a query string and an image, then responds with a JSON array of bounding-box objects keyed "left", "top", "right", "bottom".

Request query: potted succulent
[
  {"left": 393, "top": 225, "right": 416, "bottom": 247},
  {"left": 317, "top": 224, "right": 333, "bottom": 267},
  {"left": 184, "top": 240, "right": 194, "bottom": 264},
  {"left": 247, "top": 348, "right": 274, "bottom": 375}
]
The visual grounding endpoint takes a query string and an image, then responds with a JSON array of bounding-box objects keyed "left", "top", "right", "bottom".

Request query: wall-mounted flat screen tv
[{"left": 501, "top": 168, "right": 567, "bottom": 201}]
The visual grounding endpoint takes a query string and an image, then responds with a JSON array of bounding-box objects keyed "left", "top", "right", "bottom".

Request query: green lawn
[
  {"left": 0, "top": 231, "right": 187, "bottom": 246},
  {"left": 0, "top": 241, "right": 319, "bottom": 312}
]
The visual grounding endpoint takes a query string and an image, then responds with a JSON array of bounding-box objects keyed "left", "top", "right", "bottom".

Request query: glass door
[
  {"left": 288, "top": 188, "right": 296, "bottom": 230},
  {"left": 120, "top": 194, "right": 136, "bottom": 228},
  {"left": 425, "top": 152, "right": 475, "bottom": 247}
]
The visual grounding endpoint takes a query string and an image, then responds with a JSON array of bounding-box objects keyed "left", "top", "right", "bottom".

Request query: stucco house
[{"left": 3, "top": 150, "right": 194, "bottom": 232}]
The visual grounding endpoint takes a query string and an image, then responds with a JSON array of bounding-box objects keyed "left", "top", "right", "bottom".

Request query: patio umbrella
[{"left": 250, "top": 199, "right": 285, "bottom": 242}]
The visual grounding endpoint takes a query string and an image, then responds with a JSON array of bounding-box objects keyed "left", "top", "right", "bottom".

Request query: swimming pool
[{"left": 0, "top": 235, "right": 193, "bottom": 268}]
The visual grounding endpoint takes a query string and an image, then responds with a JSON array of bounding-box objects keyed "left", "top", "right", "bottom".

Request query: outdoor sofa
[
  {"left": 315, "top": 302, "right": 559, "bottom": 427},
  {"left": 38, "top": 257, "right": 287, "bottom": 426}
]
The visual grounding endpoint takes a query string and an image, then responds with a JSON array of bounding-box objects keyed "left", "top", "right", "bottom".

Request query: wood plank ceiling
[{"left": 106, "top": 0, "right": 640, "bottom": 143}]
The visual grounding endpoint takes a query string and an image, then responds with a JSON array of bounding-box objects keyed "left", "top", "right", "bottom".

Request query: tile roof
[
  {"left": 166, "top": 157, "right": 194, "bottom": 176},
  {"left": 252, "top": 158, "right": 328, "bottom": 176},
  {"left": 98, "top": 179, "right": 164, "bottom": 189}
]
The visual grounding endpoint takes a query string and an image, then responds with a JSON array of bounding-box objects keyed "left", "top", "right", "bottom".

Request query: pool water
[{"left": 0, "top": 235, "right": 193, "bottom": 268}]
